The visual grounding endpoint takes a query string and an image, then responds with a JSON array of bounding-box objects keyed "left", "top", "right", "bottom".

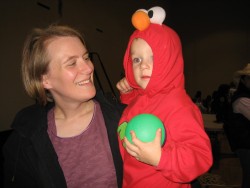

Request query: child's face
[{"left": 130, "top": 38, "right": 153, "bottom": 89}]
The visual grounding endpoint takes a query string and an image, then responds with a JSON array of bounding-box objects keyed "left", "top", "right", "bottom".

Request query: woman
[{"left": 3, "top": 25, "right": 123, "bottom": 188}]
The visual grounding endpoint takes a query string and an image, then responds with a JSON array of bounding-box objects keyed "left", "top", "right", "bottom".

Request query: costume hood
[{"left": 123, "top": 7, "right": 185, "bottom": 101}]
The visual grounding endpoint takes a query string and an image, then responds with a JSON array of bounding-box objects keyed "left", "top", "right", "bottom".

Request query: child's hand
[
  {"left": 116, "top": 77, "right": 133, "bottom": 94},
  {"left": 124, "top": 128, "right": 162, "bottom": 166}
]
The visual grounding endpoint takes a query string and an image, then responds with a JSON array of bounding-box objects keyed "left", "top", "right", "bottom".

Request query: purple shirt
[{"left": 47, "top": 101, "right": 118, "bottom": 188}]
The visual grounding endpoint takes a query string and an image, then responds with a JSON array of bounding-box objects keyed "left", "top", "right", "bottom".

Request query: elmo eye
[
  {"left": 147, "top": 6, "right": 166, "bottom": 25},
  {"left": 148, "top": 10, "right": 153, "bottom": 19}
]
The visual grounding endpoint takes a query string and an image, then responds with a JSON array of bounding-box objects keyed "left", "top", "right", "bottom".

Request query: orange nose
[{"left": 131, "top": 11, "right": 150, "bottom": 31}]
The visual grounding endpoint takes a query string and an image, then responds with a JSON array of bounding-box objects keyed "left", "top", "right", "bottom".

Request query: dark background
[{"left": 0, "top": 0, "right": 249, "bottom": 130}]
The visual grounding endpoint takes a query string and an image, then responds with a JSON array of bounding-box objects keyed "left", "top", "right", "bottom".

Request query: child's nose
[{"left": 140, "top": 60, "right": 150, "bottom": 69}]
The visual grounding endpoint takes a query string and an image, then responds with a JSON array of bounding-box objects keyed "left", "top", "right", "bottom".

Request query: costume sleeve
[
  {"left": 233, "top": 97, "right": 250, "bottom": 120},
  {"left": 120, "top": 90, "right": 138, "bottom": 104},
  {"left": 156, "top": 106, "right": 213, "bottom": 182}
]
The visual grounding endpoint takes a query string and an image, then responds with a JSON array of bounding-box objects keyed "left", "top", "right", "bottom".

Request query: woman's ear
[{"left": 42, "top": 74, "right": 52, "bottom": 89}]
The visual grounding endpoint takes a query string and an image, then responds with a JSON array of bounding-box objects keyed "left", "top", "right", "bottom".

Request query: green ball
[{"left": 125, "top": 114, "right": 166, "bottom": 146}]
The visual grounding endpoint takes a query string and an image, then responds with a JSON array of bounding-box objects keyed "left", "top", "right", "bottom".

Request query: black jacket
[
  {"left": 3, "top": 93, "right": 123, "bottom": 188},
  {"left": 224, "top": 81, "right": 250, "bottom": 151}
]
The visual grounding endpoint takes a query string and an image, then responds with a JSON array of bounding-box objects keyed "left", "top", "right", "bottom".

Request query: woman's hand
[
  {"left": 124, "top": 128, "right": 162, "bottom": 166},
  {"left": 116, "top": 77, "right": 133, "bottom": 94}
]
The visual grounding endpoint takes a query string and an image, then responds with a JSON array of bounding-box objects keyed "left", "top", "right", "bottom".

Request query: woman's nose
[{"left": 79, "top": 61, "right": 94, "bottom": 74}]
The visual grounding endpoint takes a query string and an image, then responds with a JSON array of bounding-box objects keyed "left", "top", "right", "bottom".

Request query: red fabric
[{"left": 118, "top": 24, "right": 213, "bottom": 188}]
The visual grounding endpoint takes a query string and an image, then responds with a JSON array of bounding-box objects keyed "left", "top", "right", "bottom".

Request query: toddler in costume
[{"left": 117, "top": 6, "right": 213, "bottom": 188}]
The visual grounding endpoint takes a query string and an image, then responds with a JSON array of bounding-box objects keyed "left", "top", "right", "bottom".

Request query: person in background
[
  {"left": 3, "top": 25, "right": 123, "bottom": 188},
  {"left": 211, "top": 84, "right": 230, "bottom": 123},
  {"left": 228, "top": 81, "right": 237, "bottom": 102},
  {"left": 224, "top": 63, "right": 250, "bottom": 188},
  {"left": 193, "top": 90, "right": 202, "bottom": 104},
  {"left": 116, "top": 6, "right": 212, "bottom": 188},
  {"left": 202, "top": 95, "right": 212, "bottom": 114},
  {"left": 192, "top": 90, "right": 207, "bottom": 113}
]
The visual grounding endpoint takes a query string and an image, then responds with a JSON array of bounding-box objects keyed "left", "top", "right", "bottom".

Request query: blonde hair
[{"left": 21, "top": 25, "right": 86, "bottom": 105}]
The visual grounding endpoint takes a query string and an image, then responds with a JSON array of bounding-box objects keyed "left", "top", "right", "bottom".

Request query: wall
[
  {"left": 0, "top": 0, "right": 59, "bottom": 131},
  {"left": 0, "top": 0, "right": 249, "bottom": 131},
  {"left": 171, "top": 1, "right": 250, "bottom": 99}
]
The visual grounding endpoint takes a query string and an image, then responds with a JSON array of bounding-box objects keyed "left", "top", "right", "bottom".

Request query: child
[{"left": 117, "top": 6, "right": 213, "bottom": 188}]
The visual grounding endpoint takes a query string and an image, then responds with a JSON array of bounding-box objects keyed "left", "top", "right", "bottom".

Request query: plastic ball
[{"left": 125, "top": 114, "right": 166, "bottom": 146}]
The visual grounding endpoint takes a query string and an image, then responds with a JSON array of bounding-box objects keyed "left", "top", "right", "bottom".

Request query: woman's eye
[
  {"left": 132, "top": 57, "right": 142, "bottom": 63},
  {"left": 83, "top": 53, "right": 90, "bottom": 61},
  {"left": 68, "top": 61, "right": 76, "bottom": 66},
  {"left": 84, "top": 56, "right": 90, "bottom": 61}
]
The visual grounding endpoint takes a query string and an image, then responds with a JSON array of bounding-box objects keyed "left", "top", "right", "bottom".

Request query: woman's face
[{"left": 42, "top": 36, "right": 96, "bottom": 103}]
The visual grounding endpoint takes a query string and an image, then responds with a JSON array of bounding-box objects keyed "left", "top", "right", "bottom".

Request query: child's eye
[{"left": 132, "top": 57, "right": 142, "bottom": 64}]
